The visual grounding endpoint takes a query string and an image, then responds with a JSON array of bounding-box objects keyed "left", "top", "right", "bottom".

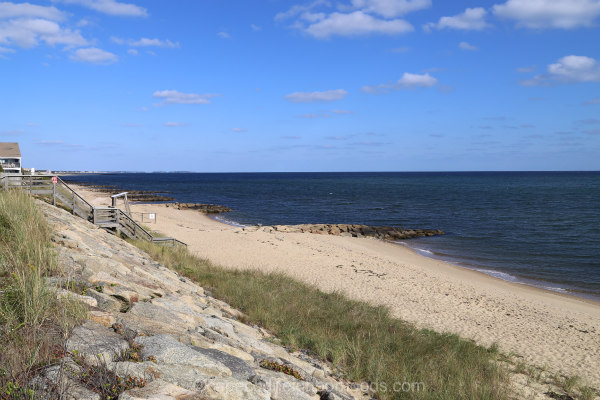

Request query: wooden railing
[
  {"left": 93, "top": 207, "right": 153, "bottom": 242},
  {"left": 0, "top": 174, "right": 186, "bottom": 247}
]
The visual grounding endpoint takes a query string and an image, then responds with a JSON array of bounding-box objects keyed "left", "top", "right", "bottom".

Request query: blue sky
[{"left": 1, "top": 0, "right": 599, "bottom": 171}]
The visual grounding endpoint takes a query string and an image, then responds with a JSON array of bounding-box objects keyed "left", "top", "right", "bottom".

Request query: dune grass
[
  {"left": 0, "top": 190, "right": 85, "bottom": 398},
  {"left": 133, "top": 240, "right": 510, "bottom": 400}
]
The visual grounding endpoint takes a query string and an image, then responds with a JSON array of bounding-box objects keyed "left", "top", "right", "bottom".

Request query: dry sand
[{"left": 74, "top": 185, "right": 600, "bottom": 387}]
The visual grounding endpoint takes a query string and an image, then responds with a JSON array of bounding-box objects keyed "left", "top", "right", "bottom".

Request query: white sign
[
  {"left": 148, "top": 213, "right": 155, "bottom": 220},
  {"left": 51, "top": 176, "right": 58, "bottom": 184}
]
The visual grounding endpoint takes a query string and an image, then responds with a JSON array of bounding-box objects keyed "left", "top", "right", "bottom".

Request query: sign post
[{"left": 52, "top": 176, "right": 57, "bottom": 206}]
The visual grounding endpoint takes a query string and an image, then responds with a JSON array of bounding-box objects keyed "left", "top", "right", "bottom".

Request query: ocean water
[{"left": 63, "top": 172, "right": 600, "bottom": 300}]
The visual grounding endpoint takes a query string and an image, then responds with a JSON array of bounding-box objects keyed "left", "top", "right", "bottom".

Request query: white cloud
[
  {"left": 548, "top": 55, "right": 600, "bottom": 81},
  {"left": 52, "top": 0, "right": 147, "bottom": 17},
  {"left": 285, "top": 89, "right": 348, "bottom": 103},
  {"left": 332, "top": 109, "right": 354, "bottom": 114},
  {"left": 232, "top": 128, "right": 247, "bottom": 133},
  {"left": 153, "top": 90, "right": 220, "bottom": 105},
  {"left": 127, "top": 48, "right": 137, "bottom": 55},
  {"left": 493, "top": 0, "right": 600, "bottom": 29},
  {"left": 70, "top": 47, "right": 117, "bottom": 64},
  {"left": 275, "top": 0, "right": 331, "bottom": 21},
  {"left": 362, "top": 72, "right": 437, "bottom": 93},
  {"left": 0, "top": 18, "right": 88, "bottom": 48},
  {"left": 348, "top": 0, "right": 431, "bottom": 17},
  {"left": 459, "top": 41, "right": 477, "bottom": 51},
  {"left": 164, "top": 122, "right": 187, "bottom": 127},
  {"left": 0, "top": 2, "right": 65, "bottom": 21},
  {"left": 250, "top": 24, "right": 261, "bottom": 31},
  {"left": 129, "top": 37, "right": 178, "bottom": 47},
  {"left": 278, "top": 1, "right": 418, "bottom": 38},
  {"left": 424, "top": 7, "right": 490, "bottom": 31},
  {"left": 217, "top": 31, "right": 230, "bottom": 39},
  {"left": 521, "top": 55, "right": 600, "bottom": 86},
  {"left": 305, "top": 11, "right": 413, "bottom": 38},
  {"left": 112, "top": 36, "right": 179, "bottom": 48}
]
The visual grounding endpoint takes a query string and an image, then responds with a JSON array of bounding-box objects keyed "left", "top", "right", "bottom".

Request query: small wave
[
  {"left": 475, "top": 269, "right": 519, "bottom": 282},
  {"left": 543, "top": 286, "right": 568, "bottom": 293},
  {"left": 212, "top": 215, "right": 247, "bottom": 228},
  {"left": 415, "top": 248, "right": 433, "bottom": 255}
]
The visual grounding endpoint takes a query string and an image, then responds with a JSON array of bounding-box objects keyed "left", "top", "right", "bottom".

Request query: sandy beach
[{"left": 73, "top": 184, "right": 600, "bottom": 387}]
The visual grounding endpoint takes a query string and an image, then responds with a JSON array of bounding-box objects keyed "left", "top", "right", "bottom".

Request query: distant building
[{"left": 0, "top": 142, "right": 22, "bottom": 174}]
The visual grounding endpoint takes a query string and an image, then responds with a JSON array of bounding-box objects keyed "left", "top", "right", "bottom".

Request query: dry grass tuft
[{"left": 0, "top": 190, "right": 85, "bottom": 398}]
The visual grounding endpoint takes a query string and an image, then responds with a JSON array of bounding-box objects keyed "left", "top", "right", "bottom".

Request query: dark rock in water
[
  {"left": 165, "top": 202, "right": 232, "bottom": 213},
  {"left": 127, "top": 193, "right": 176, "bottom": 202},
  {"left": 62, "top": 181, "right": 176, "bottom": 202},
  {"left": 268, "top": 224, "right": 443, "bottom": 240}
]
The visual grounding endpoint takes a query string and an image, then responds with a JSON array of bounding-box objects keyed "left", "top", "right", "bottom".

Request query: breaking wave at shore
[{"left": 396, "top": 240, "right": 596, "bottom": 300}]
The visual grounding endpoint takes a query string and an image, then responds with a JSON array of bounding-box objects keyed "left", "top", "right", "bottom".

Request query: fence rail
[{"left": 0, "top": 174, "right": 186, "bottom": 247}]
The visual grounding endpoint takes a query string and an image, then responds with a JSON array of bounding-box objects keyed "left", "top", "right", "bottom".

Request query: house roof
[{"left": 0, "top": 142, "right": 21, "bottom": 158}]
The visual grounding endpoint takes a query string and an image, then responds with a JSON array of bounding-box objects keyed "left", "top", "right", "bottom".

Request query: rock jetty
[
  {"left": 250, "top": 224, "right": 443, "bottom": 240},
  {"left": 62, "top": 181, "right": 176, "bottom": 202},
  {"left": 165, "top": 202, "right": 232, "bottom": 213},
  {"left": 37, "top": 202, "right": 363, "bottom": 399}
]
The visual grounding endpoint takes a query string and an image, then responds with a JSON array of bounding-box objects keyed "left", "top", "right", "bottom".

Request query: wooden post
[
  {"left": 71, "top": 192, "right": 75, "bottom": 214},
  {"left": 115, "top": 210, "right": 121, "bottom": 236},
  {"left": 53, "top": 182, "right": 56, "bottom": 206}
]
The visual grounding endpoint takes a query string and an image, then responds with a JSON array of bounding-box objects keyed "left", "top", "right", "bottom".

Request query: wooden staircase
[{"left": 0, "top": 174, "right": 186, "bottom": 247}]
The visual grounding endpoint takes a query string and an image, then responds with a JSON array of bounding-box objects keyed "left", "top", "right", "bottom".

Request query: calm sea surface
[{"left": 63, "top": 172, "right": 600, "bottom": 299}]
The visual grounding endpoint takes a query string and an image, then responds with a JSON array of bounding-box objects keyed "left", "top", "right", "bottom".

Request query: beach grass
[
  {"left": 0, "top": 190, "right": 85, "bottom": 397},
  {"left": 133, "top": 240, "right": 510, "bottom": 400}
]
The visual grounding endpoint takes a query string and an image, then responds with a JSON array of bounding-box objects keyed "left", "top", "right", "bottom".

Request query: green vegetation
[
  {"left": 132, "top": 240, "right": 510, "bottom": 400},
  {"left": 70, "top": 352, "right": 146, "bottom": 400},
  {"left": 0, "top": 190, "right": 85, "bottom": 397}
]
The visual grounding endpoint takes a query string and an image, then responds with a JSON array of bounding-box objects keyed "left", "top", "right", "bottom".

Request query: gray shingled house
[{"left": 0, "top": 142, "right": 22, "bottom": 174}]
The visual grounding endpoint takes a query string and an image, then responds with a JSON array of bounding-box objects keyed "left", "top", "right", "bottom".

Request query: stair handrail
[
  {"left": 116, "top": 208, "right": 153, "bottom": 241},
  {"left": 56, "top": 177, "right": 94, "bottom": 210}
]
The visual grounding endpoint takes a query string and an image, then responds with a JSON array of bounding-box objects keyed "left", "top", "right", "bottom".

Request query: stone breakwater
[
  {"left": 36, "top": 201, "right": 364, "bottom": 400},
  {"left": 62, "top": 181, "right": 176, "bottom": 202},
  {"left": 249, "top": 224, "right": 444, "bottom": 241},
  {"left": 165, "top": 202, "right": 233, "bottom": 214}
]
